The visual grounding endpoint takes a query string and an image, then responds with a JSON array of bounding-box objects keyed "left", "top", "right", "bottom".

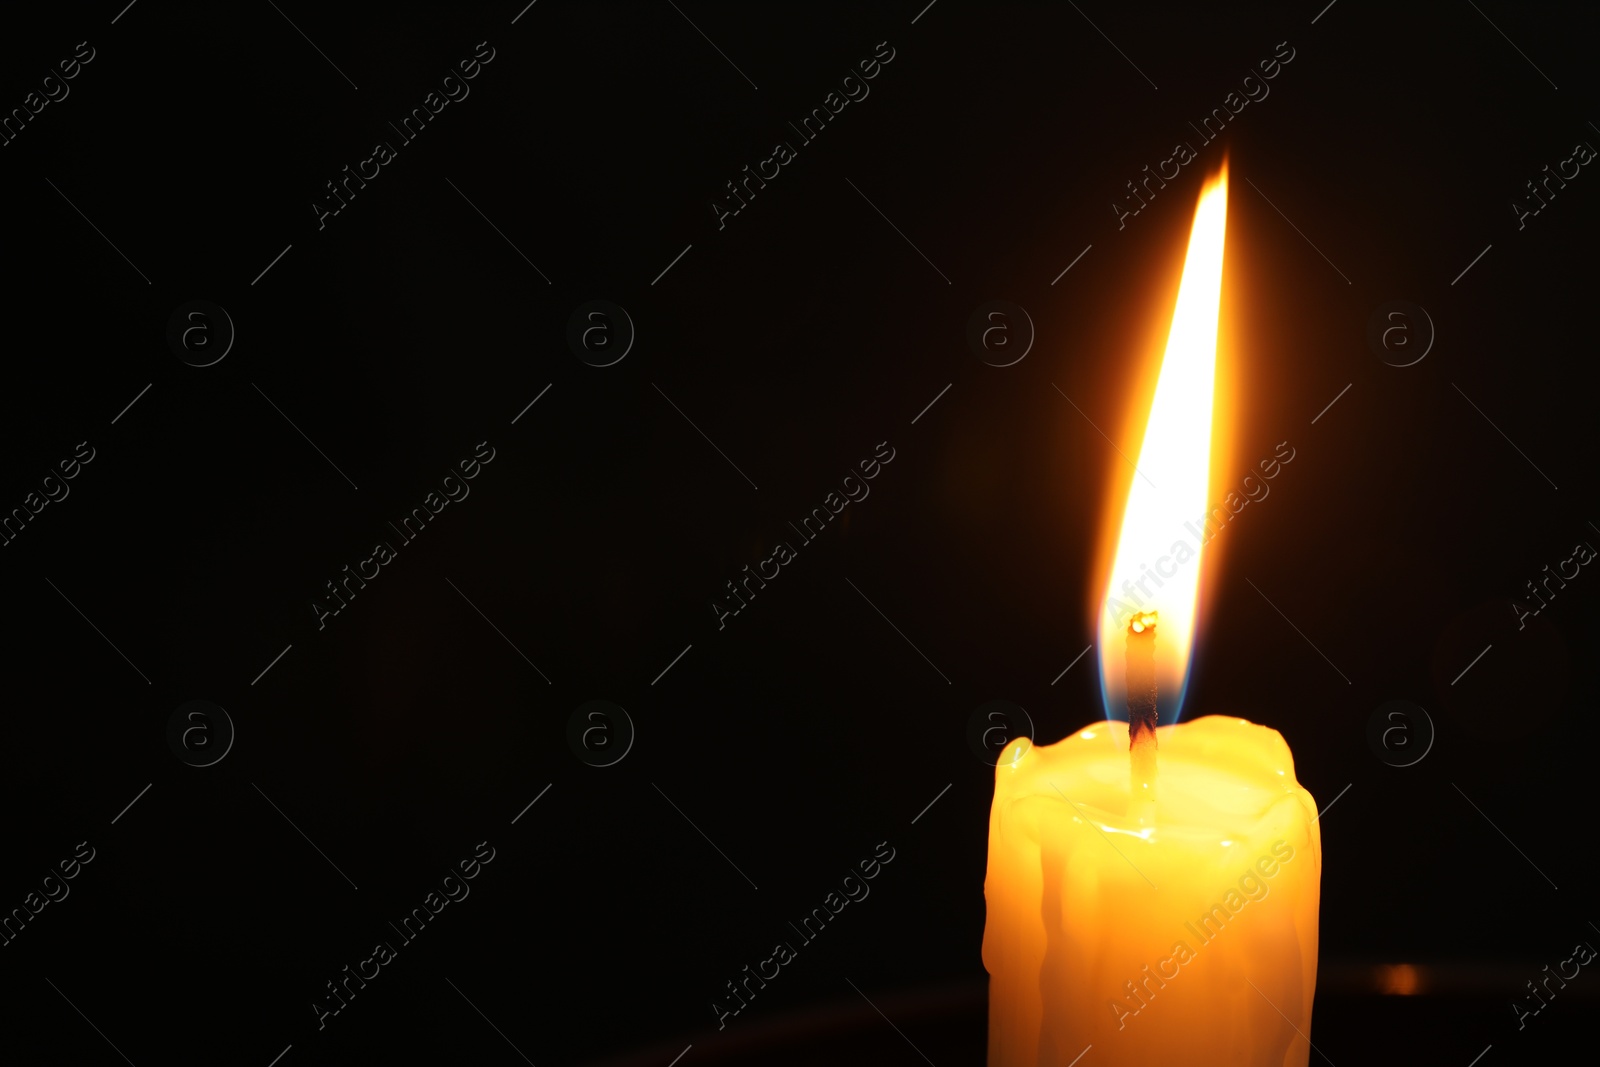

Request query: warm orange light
[
  {"left": 1378, "top": 964, "right": 1423, "bottom": 996},
  {"left": 1097, "top": 165, "right": 1228, "bottom": 722}
]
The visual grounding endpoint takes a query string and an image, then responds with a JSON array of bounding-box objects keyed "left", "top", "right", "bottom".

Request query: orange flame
[{"left": 1096, "top": 164, "right": 1229, "bottom": 722}]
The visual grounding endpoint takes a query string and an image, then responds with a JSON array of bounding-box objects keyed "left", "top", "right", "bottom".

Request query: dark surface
[
  {"left": 1, "top": 1, "right": 1598, "bottom": 1064},
  {"left": 577, "top": 975, "right": 1597, "bottom": 1067},
  {"left": 580, "top": 975, "right": 1596, "bottom": 1067}
]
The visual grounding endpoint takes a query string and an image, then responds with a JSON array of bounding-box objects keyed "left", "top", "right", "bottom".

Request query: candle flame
[{"left": 1097, "top": 164, "right": 1229, "bottom": 724}]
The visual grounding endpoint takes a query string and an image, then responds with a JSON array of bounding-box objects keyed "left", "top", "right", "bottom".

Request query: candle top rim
[{"left": 993, "top": 715, "right": 1314, "bottom": 840}]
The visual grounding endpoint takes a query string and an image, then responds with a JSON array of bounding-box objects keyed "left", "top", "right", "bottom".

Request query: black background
[{"left": 1, "top": 1, "right": 1597, "bottom": 1064}]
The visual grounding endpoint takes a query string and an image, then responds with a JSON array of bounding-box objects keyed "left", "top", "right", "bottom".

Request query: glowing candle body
[{"left": 982, "top": 716, "right": 1320, "bottom": 1066}]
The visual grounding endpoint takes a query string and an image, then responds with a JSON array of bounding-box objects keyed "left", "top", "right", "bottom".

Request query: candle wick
[{"left": 1125, "top": 612, "right": 1159, "bottom": 804}]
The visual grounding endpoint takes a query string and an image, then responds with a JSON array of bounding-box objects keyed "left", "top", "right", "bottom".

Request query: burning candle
[{"left": 982, "top": 165, "right": 1321, "bottom": 1066}]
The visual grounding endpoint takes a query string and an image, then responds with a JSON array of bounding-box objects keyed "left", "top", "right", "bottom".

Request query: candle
[
  {"left": 983, "top": 164, "right": 1321, "bottom": 1065},
  {"left": 983, "top": 717, "right": 1320, "bottom": 1065}
]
